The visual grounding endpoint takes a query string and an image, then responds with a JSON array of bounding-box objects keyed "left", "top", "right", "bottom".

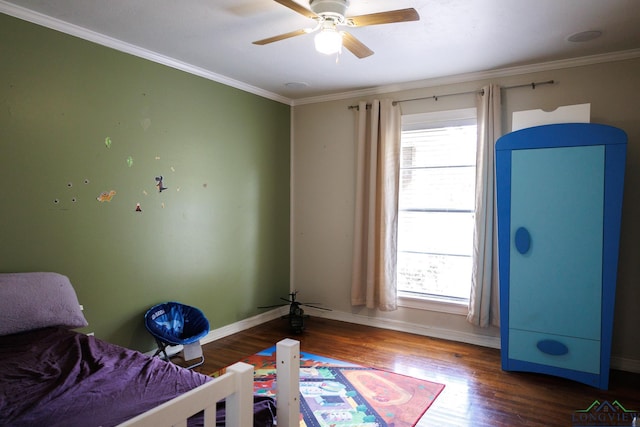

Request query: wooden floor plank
[{"left": 185, "top": 317, "right": 640, "bottom": 426}]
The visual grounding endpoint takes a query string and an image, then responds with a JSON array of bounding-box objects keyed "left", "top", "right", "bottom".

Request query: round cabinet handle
[{"left": 514, "top": 227, "right": 531, "bottom": 254}]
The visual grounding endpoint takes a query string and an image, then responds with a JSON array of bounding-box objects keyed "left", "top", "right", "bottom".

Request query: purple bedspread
[{"left": 0, "top": 327, "right": 210, "bottom": 427}]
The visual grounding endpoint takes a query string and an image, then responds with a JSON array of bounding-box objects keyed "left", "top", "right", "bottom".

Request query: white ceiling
[{"left": 2, "top": 0, "right": 640, "bottom": 103}]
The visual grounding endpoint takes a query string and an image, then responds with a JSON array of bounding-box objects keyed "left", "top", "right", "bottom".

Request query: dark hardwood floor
[{"left": 186, "top": 317, "right": 640, "bottom": 426}]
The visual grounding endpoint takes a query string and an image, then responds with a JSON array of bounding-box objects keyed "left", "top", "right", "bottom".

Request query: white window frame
[{"left": 397, "top": 107, "right": 477, "bottom": 315}]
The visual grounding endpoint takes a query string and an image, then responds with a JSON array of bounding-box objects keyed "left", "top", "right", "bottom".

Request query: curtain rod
[{"left": 347, "top": 80, "right": 555, "bottom": 110}]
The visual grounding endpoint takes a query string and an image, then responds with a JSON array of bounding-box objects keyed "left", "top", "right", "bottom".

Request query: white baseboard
[
  {"left": 200, "top": 308, "right": 286, "bottom": 345},
  {"left": 143, "top": 308, "right": 286, "bottom": 358},
  {"left": 306, "top": 308, "right": 502, "bottom": 349},
  {"left": 611, "top": 355, "right": 640, "bottom": 374},
  {"left": 144, "top": 307, "right": 640, "bottom": 374}
]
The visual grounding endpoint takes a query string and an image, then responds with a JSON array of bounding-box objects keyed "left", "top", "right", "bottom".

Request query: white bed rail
[
  {"left": 276, "top": 338, "right": 300, "bottom": 427},
  {"left": 118, "top": 362, "right": 254, "bottom": 427},
  {"left": 118, "top": 338, "right": 300, "bottom": 427}
]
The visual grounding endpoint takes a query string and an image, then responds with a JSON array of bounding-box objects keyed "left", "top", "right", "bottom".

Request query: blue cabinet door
[{"left": 509, "top": 145, "right": 604, "bottom": 340}]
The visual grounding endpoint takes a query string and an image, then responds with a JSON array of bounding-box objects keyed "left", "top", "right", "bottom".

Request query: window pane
[
  {"left": 397, "top": 114, "right": 477, "bottom": 302},
  {"left": 401, "top": 126, "right": 476, "bottom": 168},
  {"left": 400, "top": 166, "right": 476, "bottom": 211},
  {"left": 397, "top": 211, "right": 474, "bottom": 256},
  {"left": 397, "top": 252, "right": 472, "bottom": 300}
]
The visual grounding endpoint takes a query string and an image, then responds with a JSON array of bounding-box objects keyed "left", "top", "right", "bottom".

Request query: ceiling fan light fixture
[
  {"left": 253, "top": 0, "right": 419, "bottom": 59},
  {"left": 314, "top": 28, "right": 343, "bottom": 55}
]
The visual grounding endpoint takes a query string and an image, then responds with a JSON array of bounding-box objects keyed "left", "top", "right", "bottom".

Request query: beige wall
[{"left": 291, "top": 57, "right": 640, "bottom": 369}]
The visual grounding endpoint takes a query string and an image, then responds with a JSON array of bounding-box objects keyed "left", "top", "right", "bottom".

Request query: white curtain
[
  {"left": 467, "top": 84, "right": 502, "bottom": 327},
  {"left": 351, "top": 99, "right": 401, "bottom": 311}
]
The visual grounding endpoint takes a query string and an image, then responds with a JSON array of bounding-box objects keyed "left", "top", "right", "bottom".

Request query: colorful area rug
[{"left": 215, "top": 346, "right": 445, "bottom": 427}]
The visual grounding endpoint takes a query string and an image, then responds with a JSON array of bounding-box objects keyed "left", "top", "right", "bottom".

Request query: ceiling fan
[{"left": 252, "top": 0, "right": 420, "bottom": 58}]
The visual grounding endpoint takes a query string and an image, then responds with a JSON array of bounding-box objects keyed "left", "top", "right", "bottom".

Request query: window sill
[{"left": 398, "top": 292, "right": 469, "bottom": 316}]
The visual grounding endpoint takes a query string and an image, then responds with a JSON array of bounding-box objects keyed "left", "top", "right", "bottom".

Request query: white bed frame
[{"left": 119, "top": 338, "right": 300, "bottom": 427}]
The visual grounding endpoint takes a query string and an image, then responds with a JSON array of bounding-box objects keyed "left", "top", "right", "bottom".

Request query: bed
[{"left": 0, "top": 272, "right": 299, "bottom": 427}]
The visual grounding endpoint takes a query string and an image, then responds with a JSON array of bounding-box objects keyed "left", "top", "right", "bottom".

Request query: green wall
[{"left": 0, "top": 14, "right": 291, "bottom": 350}]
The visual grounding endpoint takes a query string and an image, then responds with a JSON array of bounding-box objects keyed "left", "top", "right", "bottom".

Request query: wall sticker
[
  {"left": 155, "top": 176, "right": 167, "bottom": 193},
  {"left": 97, "top": 190, "right": 117, "bottom": 202}
]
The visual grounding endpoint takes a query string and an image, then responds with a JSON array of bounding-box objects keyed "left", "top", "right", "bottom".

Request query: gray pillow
[{"left": 0, "top": 272, "right": 88, "bottom": 335}]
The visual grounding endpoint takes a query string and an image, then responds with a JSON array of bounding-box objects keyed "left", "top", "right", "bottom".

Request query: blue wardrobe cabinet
[{"left": 495, "top": 123, "right": 627, "bottom": 389}]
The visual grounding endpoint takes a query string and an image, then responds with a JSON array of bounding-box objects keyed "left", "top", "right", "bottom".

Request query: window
[{"left": 397, "top": 108, "right": 477, "bottom": 309}]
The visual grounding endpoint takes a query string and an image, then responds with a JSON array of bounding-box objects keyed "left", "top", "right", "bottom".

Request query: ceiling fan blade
[
  {"left": 273, "top": 0, "right": 318, "bottom": 19},
  {"left": 341, "top": 31, "right": 374, "bottom": 58},
  {"left": 253, "top": 29, "right": 309, "bottom": 45},
  {"left": 348, "top": 8, "right": 420, "bottom": 27}
]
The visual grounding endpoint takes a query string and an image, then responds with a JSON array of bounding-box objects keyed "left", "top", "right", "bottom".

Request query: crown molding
[
  {"left": 292, "top": 48, "right": 640, "bottom": 106},
  {"left": 0, "top": 1, "right": 293, "bottom": 106},
  {"left": 4, "top": 1, "right": 639, "bottom": 109}
]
